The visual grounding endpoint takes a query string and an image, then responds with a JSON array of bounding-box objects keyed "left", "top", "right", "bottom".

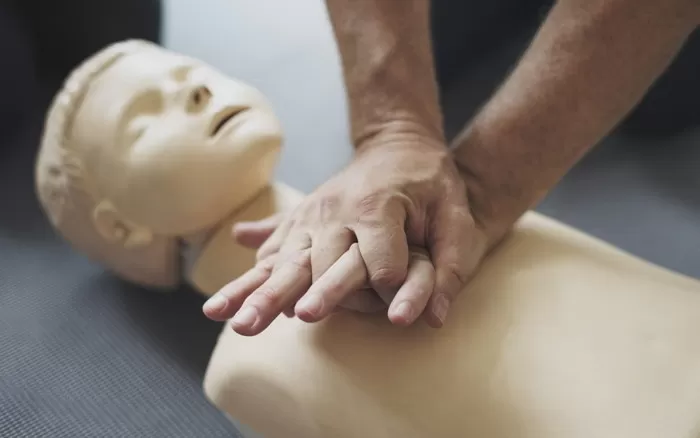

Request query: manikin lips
[{"left": 210, "top": 107, "right": 248, "bottom": 137}]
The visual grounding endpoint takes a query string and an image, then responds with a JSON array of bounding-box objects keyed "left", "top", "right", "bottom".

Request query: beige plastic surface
[{"left": 204, "top": 210, "right": 700, "bottom": 438}]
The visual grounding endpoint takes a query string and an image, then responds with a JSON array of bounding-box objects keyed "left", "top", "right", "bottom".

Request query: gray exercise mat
[
  {"left": 0, "top": 106, "right": 241, "bottom": 437},
  {"left": 1, "top": 46, "right": 699, "bottom": 438}
]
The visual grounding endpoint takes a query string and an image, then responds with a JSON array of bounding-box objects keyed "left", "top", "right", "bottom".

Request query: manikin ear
[{"left": 92, "top": 200, "right": 154, "bottom": 249}]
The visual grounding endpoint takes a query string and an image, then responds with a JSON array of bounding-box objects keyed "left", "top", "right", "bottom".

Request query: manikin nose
[{"left": 185, "top": 85, "right": 212, "bottom": 114}]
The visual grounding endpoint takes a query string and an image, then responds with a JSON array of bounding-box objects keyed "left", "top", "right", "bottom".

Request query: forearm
[
  {"left": 324, "top": 0, "right": 445, "bottom": 148},
  {"left": 454, "top": 0, "right": 699, "bottom": 238}
]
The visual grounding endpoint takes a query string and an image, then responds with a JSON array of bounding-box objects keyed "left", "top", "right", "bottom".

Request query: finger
[
  {"left": 310, "top": 227, "right": 355, "bottom": 282},
  {"left": 232, "top": 214, "right": 283, "bottom": 249},
  {"left": 387, "top": 248, "right": 435, "bottom": 326},
  {"left": 337, "top": 288, "right": 386, "bottom": 313},
  {"left": 294, "top": 243, "right": 369, "bottom": 322},
  {"left": 352, "top": 202, "right": 409, "bottom": 301},
  {"left": 231, "top": 248, "right": 312, "bottom": 336},
  {"left": 424, "top": 202, "right": 486, "bottom": 328},
  {"left": 256, "top": 215, "right": 295, "bottom": 261},
  {"left": 273, "top": 231, "right": 312, "bottom": 270},
  {"left": 267, "top": 231, "right": 312, "bottom": 319},
  {"left": 325, "top": 290, "right": 386, "bottom": 315},
  {"left": 202, "top": 256, "right": 275, "bottom": 321}
]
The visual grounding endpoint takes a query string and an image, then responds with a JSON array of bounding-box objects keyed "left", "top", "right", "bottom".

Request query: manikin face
[{"left": 72, "top": 48, "right": 283, "bottom": 235}]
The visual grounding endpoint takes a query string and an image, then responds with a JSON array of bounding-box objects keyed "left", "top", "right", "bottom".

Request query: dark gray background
[{"left": 1, "top": 1, "right": 698, "bottom": 437}]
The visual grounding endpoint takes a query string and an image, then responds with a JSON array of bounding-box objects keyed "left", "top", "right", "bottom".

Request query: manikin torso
[
  {"left": 204, "top": 211, "right": 700, "bottom": 438},
  {"left": 37, "top": 41, "right": 700, "bottom": 438}
]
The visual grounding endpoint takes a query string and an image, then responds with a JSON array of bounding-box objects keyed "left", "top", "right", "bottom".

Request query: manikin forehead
[
  {"left": 74, "top": 51, "right": 199, "bottom": 145},
  {"left": 93, "top": 50, "right": 200, "bottom": 99},
  {"left": 72, "top": 48, "right": 273, "bottom": 154}
]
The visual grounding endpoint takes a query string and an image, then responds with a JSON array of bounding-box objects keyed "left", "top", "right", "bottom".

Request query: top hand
[{"left": 203, "top": 132, "right": 489, "bottom": 336}]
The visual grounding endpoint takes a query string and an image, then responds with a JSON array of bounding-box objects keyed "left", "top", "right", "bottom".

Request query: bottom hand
[
  {"left": 203, "top": 239, "right": 435, "bottom": 336},
  {"left": 204, "top": 217, "right": 437, "bottom": 334},
  {"left": 230, "top": 216, "right": 388, "bottom": 316}
]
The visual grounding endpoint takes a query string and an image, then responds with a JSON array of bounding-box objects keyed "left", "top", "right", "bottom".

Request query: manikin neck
[
  {"left": 179, "top": 185, "right": 269, "bottom": 274},
  {"left": 177, "top": 142, "right": 284, "bottom": 274},
  {"left": 177, "top": 181, "right": 302, "bottom": 296}
]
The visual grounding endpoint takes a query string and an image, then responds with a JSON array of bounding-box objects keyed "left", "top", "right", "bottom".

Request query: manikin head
[{"left": 36, "top": 40, "right": 283, "bottom": 288}]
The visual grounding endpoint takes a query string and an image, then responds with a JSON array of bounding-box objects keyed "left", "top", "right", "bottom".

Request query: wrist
[
  {"left": 346, "top": 59, "right": 446, "bottom": 150},
  {"left": 451, "top": 122, "right": 539, "bottom": 242},
  {"left": 353, "top": 115, "right": 447, "bottom": 154}
]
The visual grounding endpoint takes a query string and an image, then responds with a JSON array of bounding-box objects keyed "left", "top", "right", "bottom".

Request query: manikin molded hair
[{"left": 35, "top": 39, "right": 181, "bottom": 288}]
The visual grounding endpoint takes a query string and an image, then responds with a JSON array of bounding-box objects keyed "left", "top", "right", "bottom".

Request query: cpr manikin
[
  {"left": 35, "top": 39, "right": 299, "bottom": 296},
  {"left": 37, "top": 40, "right": 700, "bottom": 438}
]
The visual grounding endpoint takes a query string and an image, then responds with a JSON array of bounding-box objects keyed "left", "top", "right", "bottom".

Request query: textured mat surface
[
  {"left": 0, "top": 110, "right": 241, "bottom": 437},
  {"left": 3, "top": 95, "right": 700, "bottom": 438},
  {"left": 1, "top": 2, "right": 699, "bottom": 436}
]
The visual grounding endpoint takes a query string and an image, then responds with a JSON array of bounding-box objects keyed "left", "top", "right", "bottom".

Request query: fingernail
[
  {"left": 231, "top": 306, "right": 259, "bottom": 328},
  {"left": 297, "top": 295, "right": 324, "bottom": 316},
  {"left": 394, "top": 301, "right": 413, "bottom": 321},
  {"left": 434, "top": 294, "right": 449, "bottom": 324},
  {"left": 203, "top": 294, "right": 227, "bottom": 313}
]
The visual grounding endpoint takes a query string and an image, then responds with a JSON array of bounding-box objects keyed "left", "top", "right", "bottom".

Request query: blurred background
[{"left": 0, "top": 1, "right": 698, "bottom": 437}]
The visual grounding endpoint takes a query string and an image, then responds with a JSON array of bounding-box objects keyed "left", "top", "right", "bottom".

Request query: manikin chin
[{"left": 35, "top": 39, "right": 303, "bottom": 296}]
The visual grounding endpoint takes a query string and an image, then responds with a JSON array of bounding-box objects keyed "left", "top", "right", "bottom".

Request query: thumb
[
  {"left": 425, "top": 202, "right": 486, "bottom": 328},
  {"left": 232, "top": 214, "right": 283, "bottom": 249}
]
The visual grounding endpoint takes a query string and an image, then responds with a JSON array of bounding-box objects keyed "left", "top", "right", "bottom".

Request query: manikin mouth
[{"left": 210, "top": 107, "right": 249, "bottom": 137}]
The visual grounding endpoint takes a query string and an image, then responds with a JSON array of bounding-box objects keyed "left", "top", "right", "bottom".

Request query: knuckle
[
  {"left": 443, "top": 262, "right": 470, "bottom": 296},
  {"left": 288, "top": 205, "right": 308, "bottom": 226},
  {"left": 355, "top": 192, "right": 384, "bottom": 216},
  {"left": 318, "top": 194, "right": 342, "bottom": 222},
  {"left": 253, "top": 285, "right": 282, "bottom": 307},
  {"left": 354, "top": 190, "right": 393, "bottom": 212},
  {"left": 369, "top": 265, "right": 407, "bottom": 290},
  {"left": 286, "top": 249, "right": 312, "bottom": 273},
  {"left": 354, "top": 192, "right": 407, "bottom": 226},
  {"left": 256, "top": 257, "right": 275, "bottom": 273}
]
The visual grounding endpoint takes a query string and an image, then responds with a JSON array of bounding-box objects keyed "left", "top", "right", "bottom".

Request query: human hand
[
  {"left": 231, "top": 214, "right": 388, "bottom": 315},
  {"left": 203, "top": 133, "right": 489, "bottom": 336}
]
